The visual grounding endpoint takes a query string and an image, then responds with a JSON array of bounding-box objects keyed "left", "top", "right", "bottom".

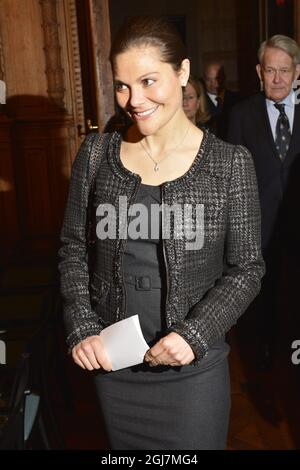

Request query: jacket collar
[{"left": 107, "top": 128, "right": 213, "bottom": 187}]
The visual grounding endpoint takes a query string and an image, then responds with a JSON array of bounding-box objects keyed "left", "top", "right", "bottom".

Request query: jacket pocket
[{"left": 89, "top": 271, "right": 109, "bottom": 306}]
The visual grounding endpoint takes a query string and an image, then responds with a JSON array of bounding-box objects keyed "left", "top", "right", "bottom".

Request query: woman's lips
[{"left": 130, "top": 106, "right": 159, "bottom": 121}]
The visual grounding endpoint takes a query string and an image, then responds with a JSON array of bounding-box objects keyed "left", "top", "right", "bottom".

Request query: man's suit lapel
[
  {"left": 206, "top": 94, "right": 220, "bottom": 117},
  {"left": 285, "top": 102, "right": 300, "bottom": 166},
  {"left": 257, "top": 93, "right": 280, "bottom": 161}
]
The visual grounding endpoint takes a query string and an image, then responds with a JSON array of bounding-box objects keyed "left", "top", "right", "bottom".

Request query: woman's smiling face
[{"left": 113, "top": 45, "right": 189, "bottom": 136}]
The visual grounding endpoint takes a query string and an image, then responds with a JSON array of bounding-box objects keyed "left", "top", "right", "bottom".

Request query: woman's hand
[
  {"left": 72, "top": 335, "right": 112, "bottom": 371},
  {"left": 144, "top": 332, "right": 195, "bottom": 367}
]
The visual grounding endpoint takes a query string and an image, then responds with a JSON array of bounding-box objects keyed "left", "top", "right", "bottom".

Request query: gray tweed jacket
[{"left": 59, "top": 130, "right": 265, "bottom": 364}]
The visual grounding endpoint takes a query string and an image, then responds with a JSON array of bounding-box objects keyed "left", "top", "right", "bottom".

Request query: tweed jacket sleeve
[
  {"left": 169, "top": 145, "right": 265, "bottom": 361},
  {"left": 58, "top": 134, "right": 102, "bottom": 349}
]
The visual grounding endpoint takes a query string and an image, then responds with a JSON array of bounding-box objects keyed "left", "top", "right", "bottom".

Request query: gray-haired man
[{"left": 228, "top": 35, "right": 300, "bottom": 370}]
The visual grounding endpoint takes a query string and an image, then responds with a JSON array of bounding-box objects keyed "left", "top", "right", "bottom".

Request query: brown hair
[
  {"left": 110, "top": 16, "right": 188, "bottom": 72},
  {"left": 187, "top": 76, "right": 211, "bottom": 124}
]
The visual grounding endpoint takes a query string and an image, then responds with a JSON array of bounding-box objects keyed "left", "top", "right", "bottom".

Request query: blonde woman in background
[{"left": 183, "top": 76, "right": 212, "bottom": 130}]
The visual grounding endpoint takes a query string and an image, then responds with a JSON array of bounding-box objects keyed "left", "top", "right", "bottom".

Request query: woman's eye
[
  {"left": 114, "top": 82, "right": 127, "bottom": 92},
  {"left": 142, "top": 78, "right": 155, "bottom": 86}
]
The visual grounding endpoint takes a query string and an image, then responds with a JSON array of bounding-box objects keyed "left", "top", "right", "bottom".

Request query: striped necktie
[{"left": 274, "top": 103, "right": 291, "bottom": 161}]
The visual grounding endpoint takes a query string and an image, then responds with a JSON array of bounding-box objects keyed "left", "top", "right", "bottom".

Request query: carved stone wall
[
  {"left": 89, "top": 0, "right": 114, "bottom": 131},
  {"left": 40, "top": 0, "right": 66, "bottom": 109},
  {"left": 196, "top": 0, "right": 239, "bottom": 90},
  {"left": 0, "top": 28, "right": 5, "bottom": 81},
  {"left": 55, "top": 0, "right": 85, "bottom": 138},
  {"left": 66, "top": 0, "right": 85, "bottom": 135},
  {"left": 0, "top": 0, "right": 84, "bottom": 253}
]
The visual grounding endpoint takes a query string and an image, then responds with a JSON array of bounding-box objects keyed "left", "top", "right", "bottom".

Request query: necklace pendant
[{"left": 154, "top": 163, "right": 159, "bottom": 171}]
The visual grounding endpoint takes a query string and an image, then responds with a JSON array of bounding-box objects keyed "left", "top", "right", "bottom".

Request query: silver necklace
[{"left": 139, "top": 121, "right": 191, "bottom": 172}]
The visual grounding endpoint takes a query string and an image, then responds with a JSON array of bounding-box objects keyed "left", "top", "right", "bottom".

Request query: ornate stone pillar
[
  {"left": 40, "top": 0, "right": 66, "bottom": 109},
  {"left": 0, "top": 27, "right": 5, "bottom": 81}
]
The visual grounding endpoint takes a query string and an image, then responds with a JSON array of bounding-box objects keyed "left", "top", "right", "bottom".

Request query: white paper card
[{"left": 100, "top": 315, "right": 149, "bottom": 371}]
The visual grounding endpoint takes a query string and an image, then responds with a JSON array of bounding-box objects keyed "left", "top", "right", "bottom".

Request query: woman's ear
[{"left": 179, "top": 58, "right": 190, "bottom": 87}]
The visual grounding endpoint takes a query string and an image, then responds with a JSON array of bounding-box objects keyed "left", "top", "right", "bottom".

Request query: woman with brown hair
[{"left": 59, "top": 16, "right": 264, "bottom": 450}]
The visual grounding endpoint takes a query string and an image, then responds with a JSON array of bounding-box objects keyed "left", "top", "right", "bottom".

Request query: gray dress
[{"left": 94, "top": 183, "right": 231, "bottom": 450}]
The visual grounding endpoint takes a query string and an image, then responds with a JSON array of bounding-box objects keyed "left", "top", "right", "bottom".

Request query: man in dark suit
[
  {"left": 227, "top": 35, "right": 300, "bottom": 369},
  {"left": 203, "top": 61, "right": 240, "bottom": 139}
]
